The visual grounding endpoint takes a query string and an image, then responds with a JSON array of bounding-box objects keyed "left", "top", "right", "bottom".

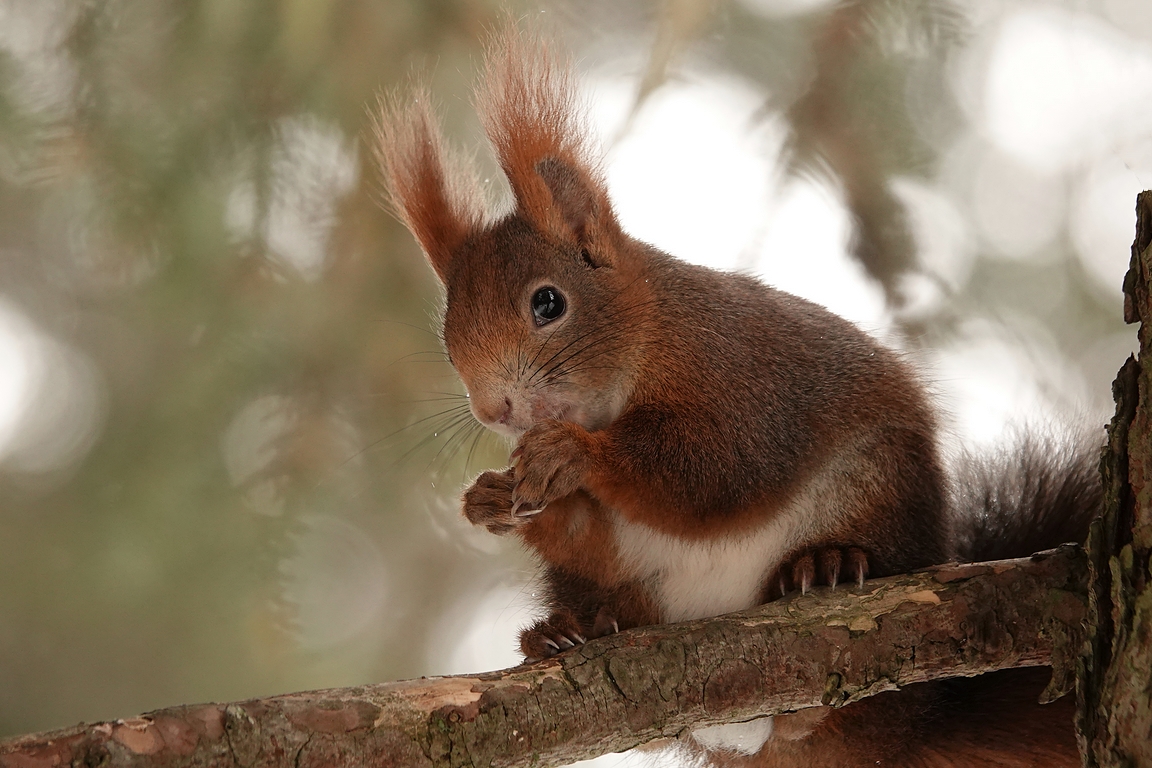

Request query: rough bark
[
  {"left": 1, "top": 550, "right": 1086, "bottom": 768},
  {"left": 1077, "top": 191, "right": 1152, "bottom": 766}
]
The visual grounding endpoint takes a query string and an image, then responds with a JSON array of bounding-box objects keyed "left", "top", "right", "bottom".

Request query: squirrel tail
[{"left": 948, "top": 426, "right": 1103, "bottom": 563}]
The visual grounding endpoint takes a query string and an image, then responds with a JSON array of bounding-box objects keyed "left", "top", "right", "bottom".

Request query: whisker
[
  {"left": 526, "top": 295, "right": 663, "bottom": 386},
  {"left": 533, "top": 321, "right": 650, "bottom": 386},
  {"left": 544, "top": 357, "right": 634, "bottom": 386},
  {"left": 385, "top": 350, "right": 451, "bottom": 366},
  {"left": 397, "top": 407, "right": 477, "bottom": 468},
  {"left": 434, "top": 416, "right": 492, "bottom": 474},
  {"left": 524, "top": 317, "right": 565, "bottom": 378},
  {"left": 427, "top": 412, "right": 481, "bottom": 471},
  {"left": 387, "top": 394, "right": 470, "bottom": 405},
  {"left": 321, "top": 402, "right": 473, "bottom": 481},
  {"left": 539, "top": 338, "right": 664, "bottom": 390},
  {"left": 542, "top": 332, "right": 657, "bottom": 373},
  {"left": 520, "top": 275, "right": 648, "bottom": 379},
  {"left": 378, "top": 319, "right": 445, "bottom": 340},
  {"left": 464, "top": 422, "right": 488, "bottom": 476}
]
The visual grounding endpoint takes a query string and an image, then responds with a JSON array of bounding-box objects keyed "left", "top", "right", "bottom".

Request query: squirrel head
[{"left": 375, "top": 24, "right": 649, "bottom": 438}]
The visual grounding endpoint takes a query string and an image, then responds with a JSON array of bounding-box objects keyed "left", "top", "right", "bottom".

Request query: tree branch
[{"left": 1, "top": 547, "right": 1086, "bottom": 768}]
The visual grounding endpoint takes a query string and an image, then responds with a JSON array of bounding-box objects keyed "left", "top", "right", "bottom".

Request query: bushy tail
[{"left": 948, "top": 427, "right": 1104, "bottom": 563}]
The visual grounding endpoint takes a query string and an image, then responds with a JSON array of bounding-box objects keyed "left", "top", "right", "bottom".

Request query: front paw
[
  {"left": 462, "top": 469, "right": 527, "bottom": 535},
  {"left": 511, "top": 420, "right": 591, "bottom": 513}
]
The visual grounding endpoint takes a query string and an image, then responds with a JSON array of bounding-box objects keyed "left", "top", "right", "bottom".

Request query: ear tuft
[
  {"left": 475, "top": 22, "right": 618, "bottom": 244},
  {"left": 373, "top": 85, "right": 486, "bottom": 283}
]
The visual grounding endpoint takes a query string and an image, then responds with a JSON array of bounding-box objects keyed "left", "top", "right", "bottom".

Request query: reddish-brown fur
[
  {"left": 372, "top": 87, "right": 486, "bottom": 281},
  {"left": 374, "top": 20, "right": 1092, "bottom": 767}
]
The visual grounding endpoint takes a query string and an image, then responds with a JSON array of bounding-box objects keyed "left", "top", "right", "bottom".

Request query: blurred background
[{"left": 0, "top": 0, "right": 1146, "bottom": 764}]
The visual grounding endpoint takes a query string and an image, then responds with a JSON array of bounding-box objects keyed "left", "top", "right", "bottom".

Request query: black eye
[{"left": 531, "top": 286, "right": 566, "bottom": 326}]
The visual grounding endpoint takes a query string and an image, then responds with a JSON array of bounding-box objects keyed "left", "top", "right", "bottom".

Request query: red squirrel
[{"left": 375, "top": 23, "right": 1101, "bottom": 768}]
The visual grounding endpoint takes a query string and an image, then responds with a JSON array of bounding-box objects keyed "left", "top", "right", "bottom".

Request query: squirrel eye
[{"left": 531, "top": 286, "right": 566, "bottom": 326}]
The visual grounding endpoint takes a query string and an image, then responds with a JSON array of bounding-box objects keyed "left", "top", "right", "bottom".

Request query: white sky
[
  {"left": 594, "top": 71, "right": 889, "bottom": 330},
  {"left": 979, "top": 7, "right": 1152, "bottom": 174}
]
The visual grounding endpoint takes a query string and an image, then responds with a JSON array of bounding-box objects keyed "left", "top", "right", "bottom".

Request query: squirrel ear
[
  {"left": 476, "top": 23, "right": 621, "bottom": 252},
  {"left": 373, "top": 88, "right": 486, "bottom": 284},
  {"left": 534, "top": 157, "right": 604, "bottom": 244}
]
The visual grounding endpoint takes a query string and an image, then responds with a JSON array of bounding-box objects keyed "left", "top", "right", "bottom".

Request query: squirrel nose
[{"left": 473, "top": 396, "right": 513, "bottom": 426}]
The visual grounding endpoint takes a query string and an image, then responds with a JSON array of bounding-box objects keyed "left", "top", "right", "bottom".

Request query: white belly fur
[
  {"left": 613, "top": 509, "right": 806, "bottom": 624},
  {"left": 611, "top": 453, "right": 862, "bottom": 757},
  {"left": 609, "top": 446, "right": 856, "bottom": 624}
]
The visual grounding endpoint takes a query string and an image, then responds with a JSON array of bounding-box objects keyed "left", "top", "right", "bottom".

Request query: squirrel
[{"left": 374, "top": 22, "right": 1102, "bottom": 768}]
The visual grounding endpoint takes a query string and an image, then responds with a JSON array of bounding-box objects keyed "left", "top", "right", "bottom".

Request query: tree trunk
[{"left": 1077, "top": 191, "right": 1152, "bottom": 766}]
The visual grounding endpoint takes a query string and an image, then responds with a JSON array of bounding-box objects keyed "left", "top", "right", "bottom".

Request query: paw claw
[
  {"left": 520, "top": 610, "right": 595, "bottom": 660},
  {"left": 793, "top": 553, "right": 815, "bottom": 595},
  {"left": 846, "top": 547, "right": 869, "bottom": 588},
  {"left": 772, "top": 546, "right": 872, "bottom": 600},
  {"left": 512, "top": 500, "right": 542, "bottom": 517}
]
